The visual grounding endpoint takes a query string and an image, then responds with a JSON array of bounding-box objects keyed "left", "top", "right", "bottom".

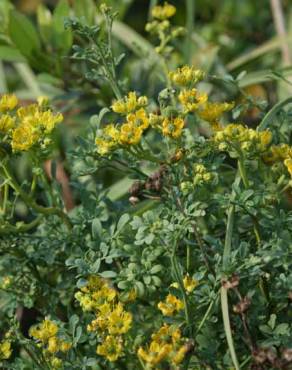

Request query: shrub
[{"left": 0, "top": 2, "right": 291, "bottom": 370}]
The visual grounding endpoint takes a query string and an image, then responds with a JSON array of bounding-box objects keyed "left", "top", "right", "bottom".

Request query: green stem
[
  {"left": 257, "top": 96, "right": 292, "bottom": 131},
  {"left": 238, "top": 157, "right": 261, "bottom": 248},
  {"left": 186, "top": 244, "right": 191, "bottom": 271},
  {"left": 238, "top": 158, "right": 249, "bottom": 188},
  {"left": 195, "top": 295, "right": 217, "bottom": 334},
  {"left": 221, "top": 287, "right": 240, "bottom": 370},
  {"left": 1, "top": 163, "right": 72, "bottom": 231},
  {"left": 171, "top": 250, "right": 192, "bottom": 335},
  {"left": 221, "top": 174, "right": 241, "bottom": 370},
  {"left": 1, "top": 182, "right": 9, "bottom": 214},
  {"left": 185, "top": 0, "right": 195, "bottom": 64},
  {"left": 0, "top": 216, "right": 43, "bottom": 235}
]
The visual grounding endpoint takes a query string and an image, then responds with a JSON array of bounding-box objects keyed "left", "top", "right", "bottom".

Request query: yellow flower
[
  {"left": 76, "top": 275, "right": 118, "bottom": 312},
  {"left": 138, "top": 325, "right": 185, "bottom": 366},
  {"left": 112, "top": 92, "right": 148, "bottom": 114},
  {"left": 198, "top": 101, "right": 234, "bottom": 123},
  {"left": 29, "top": 319, "right": 58, "bottom": 343},
  {"left": 169, "top": 66, "right": 205, "bottom": 86},
  {"left": 119, "top": 123, "right": 143, "bottom": 145},
  {"left": 214, "top": 124, "right": 272, "bottom": 154},
  {"left": 59, "top": 341, "right": 71, "bottom": 352},
  {"left": 50, "top": 357, "right": 62, "bottom": 369},
  {"left": 107, "top": 303, "right": 132, "bottom": 335},
  {"left": 0, "top": 94, "right": 18, "bottom": 112},
  {"left": 11, "top": 122, "right": 40, "bottom": 151},
  {"left": 0, "top": 115, "right": 15, "bottom": 133},
  {"left": 0, "top": 340, "right": 12, "bottom": 360},
  {"left": 263, "top": 144, "right": 292, "bottom": 164},
  {"left": 7, "top": 103, "right": 63, "bottom": 152},
  {"left": 179, "top": 89, "right": 208, "bottom": 112},
  {"left": 16, "top": 104, "right": 38, "bottom": 119},
  {"left": 95, "top": 124, "right": 120, "bottom": 155},
  {"left": 258, "top": 130, "right": 272, "bottom": 151},
  {"left": 171, "top": 343, "right": 189, "bottom": 365},
  {"left": 183, "top": 275, "right": 198, "bottom": 293},
  {"left": 284, "top": 158, "right": 292, "bottom": 176},
  {"left": 96, "top": 335, "right": 123, "bottom": 362},
  {"left": 158, "top": 294, "right": 184, "bottom": 316},
  {"left": 104, "top": 124, "right": 120, "bottom": 141},
  {"left": 1, "top": 276, "right": 12, "bottom": 289},
  {"left": 138, "top": 341, "right": 172, "bottom": 365},
  {"left": 47, "top": 336, "right": 59, "bottom": 353},
  {"left": 151, "top": 2, "right": 176, "bottom": 20},
  {"left": 127, "top": 108, "right": 149, "bottom": 130},
  {"left": 162, "top": 117, "right": 184, "bottom": 139},
  {"left": 37, "top": 111, "right": 63, "bottom": 134}
]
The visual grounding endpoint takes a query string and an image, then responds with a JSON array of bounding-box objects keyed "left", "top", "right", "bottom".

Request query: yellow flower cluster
[
  {"left": 214, "top": 124, "right": 272, "bottom": 155},
  {"left": 158, "top": 294, "right": 184, "bottom": 316},
  {"left": 193, "top": 163, "right": 212, "bottom": 184},
  {"left": 75, "top": 275, "right": 133, "bottom": 362},
  {"left": 182, "top": 275, "right": 199, "bottom": 293},
  {"left": 178, "top": 88, "right": 208, "bottom": 113},
  {"left": 75, "top": 275, "right": 117, "bottom": 312},
  {"left": 96, "top": 335, "right": 123, "bottom": 362},
  {"left": 96, "top": 92, "right": 150, "bottom": 155},
  {"left": 169, "top": 65, "right": 205, "bottom": 86},
  {"left": 151, "top": 2, "right": 176, "bottom": 20},
  {"left": 0, "top": 276, "right": 12, "bottom": 289},
  {"left": 138, "top": 324, "right": 189, "bottom": 367},
  {"left": 0, "top": 94, "right": 18, "bottom": 112},
  {"left": 263, "top": 143, "right": 292, "bottom": 176},
  {"left": 111, "top": 92, "right": 148, "bottom": 115},
  {"left": 0, "top": 94, "right": 63, "bottom": 152},
  {"left": 162, "top": 117, "right": 184, "bottom": 139},
  {"left": 0, "top": 339, "right": 12, "bottom": 360},
  {"left": 119, "top": 108, "right": 149, "bottom": 144},
  {"left": 30, "top": 319, "right": 71, "bottom": 369},
  {"left": 171, "top": 275, "right": 199, "bottom": 293},
  {"left": 198, "top": 101, "right": 234, "bottom": 130}
]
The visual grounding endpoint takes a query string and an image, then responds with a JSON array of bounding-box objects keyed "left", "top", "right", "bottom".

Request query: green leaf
[
  {"left": 135, "top": 281, "right": 145, "bottom": 296},
  {"left": 99, "top": 270, "right": 117, "bottom": 278},
  {"left": 8, "top": 10, "right": 41, "bottom": 59},
  {"left": 150, "top": 264, "right": 163, "bottom": 274},
  {"left": 52, "top": 0, "right": 73, "bottom": 53},
  {"left": 92, "top": 218, "right": 102, "bottom": 239},
  {"left": 0, "top": 46, "right": 26, "bottom": 62},
  {"left": 73, "top": 0, "right": 96, "bottom": 25},
  {"left": 116, "top": 214, "right": 130, "bottom": 233},
  {"left": 268, "top": 314, "right": 277, "bottom": 330},
  {"left": 69, "top": 314, "right": 79, "bottom": 335},
  {"left": 37, "top": 4, "right": 53, "bottom": 44},
  {"left": 274, "top": 323, "right": 289, "bottom": 336}
]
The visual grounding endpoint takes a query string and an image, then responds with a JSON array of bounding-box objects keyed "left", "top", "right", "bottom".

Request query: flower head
[
  {"left": 0, "top": 340, "right": 12, "bottom": 360},
  {"left": 162, "top": 117, "right": 184, "bottom": 139},
  {"left": 0, "top": 115, "right": 15, "bottom": 133},
  {"left": 152, "top": 2, "right": 176, "bottom": 20},
  {"left": 107, "top": 302, "right": 132, "bottom": 335},
  {"left": 0, "top": 94, "right": 18, "bottom": 112},
  {"left": 183, "top": 275, "right": 198, "bottom": 293},
  {"left": 169, "top": 66, "right": 205, "bottom": 86},
  {"left": 158, "top": 294, "right": 184, "bottom": 316},
  {"left": 30, "top": 319, "right": 58, "bottom": 343},
  {"left": 112, "top": 92, "right": 148, "bottom": 115},
  {"left": 198, "top": 101, "right": 234, "bottom": 123},
  {"left": 178, "top": 88, "right": 208, "bottom": 112},
  {"left": 96, "top": 335, "right": 123, "bottom": 362}
]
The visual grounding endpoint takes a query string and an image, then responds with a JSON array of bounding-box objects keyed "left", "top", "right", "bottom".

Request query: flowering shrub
[{"left": 0, "top": 2, "right": 292, "bottom": 370}]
